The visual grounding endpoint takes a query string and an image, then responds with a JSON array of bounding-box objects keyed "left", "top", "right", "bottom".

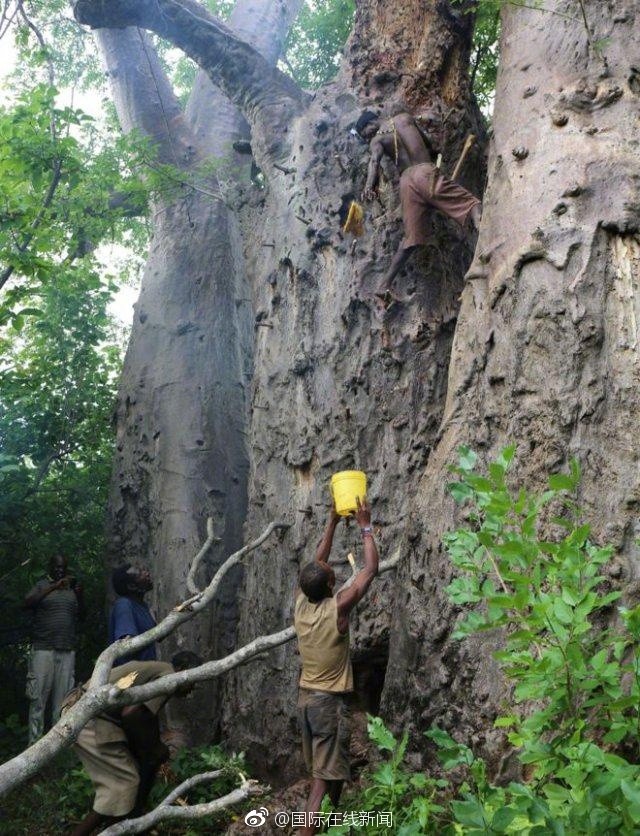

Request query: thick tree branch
[
  {"left": 94, "top": 26, "right": 199, "bottom": 167},
  {"left": 73, "top": 0, "right": 308, "bottom": 166},
  {"left": 101, "top": 774, "right": 264, "bottom": 835},
  {"left": 185, "top": 0, "right": 302, "bottom": 162}
]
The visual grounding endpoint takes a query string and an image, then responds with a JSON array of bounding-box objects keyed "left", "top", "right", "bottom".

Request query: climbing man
[
  {"left": 64, "top": 651, "right": 202, "bottom": 836},
  {"left": 109, "top": 564, "right": 157, "bottom": 663},
  {"left": 24, "top": 554, "right": 85, "bottom": 744},
  {"left": 357, "top": 109, "right": 482, "bottom": 303},
  {"left": 294, "top": 498, "right": 379, "bottom": 836}
]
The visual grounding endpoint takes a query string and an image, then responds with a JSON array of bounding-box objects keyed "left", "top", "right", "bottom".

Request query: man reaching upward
[
  {"left": 294, "top": 498, "right": 379, "bottom": 836},
  {"left": 358, "top": 110, "right": 481, "bottom": 303}
]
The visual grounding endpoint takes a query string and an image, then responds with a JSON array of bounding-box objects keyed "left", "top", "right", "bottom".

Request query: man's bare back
[
  {"left": 356, "top": 109, "right": 481, "bottom": 304},
  {"left": 372, "top": 113, "right": 434, "bottom": 173}
]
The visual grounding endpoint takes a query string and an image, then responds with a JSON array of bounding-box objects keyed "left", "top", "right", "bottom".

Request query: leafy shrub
[
  {"left": 328, "top": 449, "right": 640, "bottom": 833},
  {"left": 148, "top": 745, "right": 249, "bottom": 833}
]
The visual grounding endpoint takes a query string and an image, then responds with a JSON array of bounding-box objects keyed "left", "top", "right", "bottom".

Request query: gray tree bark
[
  {"left": 383, "top": 0, "right": 640, "bottom": 775},
  {"left": 89, "top": 2, "right": 302, "bottom": 737},
  {"left": 215, "top": 0, "right": 484, "bottom": 778},
  {"left": 74, "top": 0, "right": 489, "bottom": 777}
]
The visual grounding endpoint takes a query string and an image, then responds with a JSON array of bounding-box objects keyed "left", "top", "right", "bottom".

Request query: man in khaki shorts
[
  {"left": 294, "top": 498, "right": 379, "bottom": 836},
  {"left": 64, "top": 651, "right": 201, "bottom": 835}
]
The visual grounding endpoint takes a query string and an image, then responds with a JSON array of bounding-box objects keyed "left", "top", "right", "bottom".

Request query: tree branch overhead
[{"left": 73, "top": 0, "right": 308, "bottom": 166}]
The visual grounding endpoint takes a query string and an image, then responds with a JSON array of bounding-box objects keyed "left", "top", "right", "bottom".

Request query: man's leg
[
  {"left": 301, "top": 777, "right": 328, "bottom": 836},
  {"left": 132, "top": 760, "right": 162, "bottom": 816},
  {"left": 71, "top": 729, "right": 140, "bottom": 834},
  {"left": 52, "top": 650, "right": 75, "bottom": 724},
  {"left": 27, "top": 649, "right": 54, "bottom": 745},
  {"left": 300, "top": 778, "right": 344, "bottom": 835},
  {"left": 375, "top": 245, "right": 418, "bottom": 302},
  {"left": 327, "top": 779, "right": 344, "bottom": 806}
]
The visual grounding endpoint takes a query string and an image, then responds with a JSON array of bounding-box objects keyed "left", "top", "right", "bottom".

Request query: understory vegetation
[
  {"left": 6, "top": 1, "right": 631, "bottom": 834},
  {"left": 4, "top": 451, "right": 640, "bottom": 832},
  {"left": 0, "top": 737, "right": 247, "bottom": 835},
  {"left": 325, "top": 450, "right": 640, "bottom": 833}
]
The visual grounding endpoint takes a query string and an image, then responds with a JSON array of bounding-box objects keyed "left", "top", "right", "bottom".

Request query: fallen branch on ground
[
  {"left": 0, "top": 519, "right": 290, "bottom": 796},
  {"left": 100, "top": 772, "right": 266, "bottom": 835}
]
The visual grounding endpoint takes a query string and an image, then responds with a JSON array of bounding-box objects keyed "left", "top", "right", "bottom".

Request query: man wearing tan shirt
[{"left": 294, "top": 498, "right": 379, "bottom": 836}]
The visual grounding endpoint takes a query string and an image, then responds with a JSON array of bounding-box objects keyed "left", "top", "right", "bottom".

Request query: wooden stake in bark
[{"left": 450, "top": 134, "right": 476, "bottom": 183}]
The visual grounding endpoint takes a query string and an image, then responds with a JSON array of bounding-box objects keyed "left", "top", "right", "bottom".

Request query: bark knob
[{"left": 550, "top": 109, "right": 569, "bottom": 127}]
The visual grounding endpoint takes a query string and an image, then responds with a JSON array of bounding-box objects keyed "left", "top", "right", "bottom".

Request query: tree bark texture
[
  {"left": 76, "top": 0, "right": 489, "bottom": 774},
  {"left": 92, "top": 3, "right": 300, "bottom": 736},
  {"left": 221, "top": 0, "right": 485, "bottom": 778},
  {"left": 383, "top": 0, "right": 640, "bottom": 774}
]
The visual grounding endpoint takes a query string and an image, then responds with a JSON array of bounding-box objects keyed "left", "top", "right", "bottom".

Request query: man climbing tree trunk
[
  {"left": 383, "top": 0, "right": 640, "bottom": 772},
  {"left": 74, "top": 0, "right": 484, "bottom": 774}
]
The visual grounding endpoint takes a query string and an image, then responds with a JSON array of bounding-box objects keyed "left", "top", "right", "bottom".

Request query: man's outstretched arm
[
  {"left": 314, "top": 508, "right": 341, "bottom": 564},
  {"left": 336, "top": 498, "right": 379, "bottom": 630}
]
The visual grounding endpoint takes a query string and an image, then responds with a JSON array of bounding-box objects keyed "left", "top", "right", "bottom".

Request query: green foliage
[
  {"left": 7, "top": 0, "right": 105, "bottom": 92},
  {"left": 149, "top": 745, "right": 247, "bottom": 810},
  {"left": 0, "top": 82, "right": 151, "bottom": 713},
  {"left": 283, "top": 0, "right": 355, "bottom": 90},
  {"left": 147, "top": 746, "right": 250, "bottom": 833},
  {"left": 450, "top": 0, "right": 501, "bottom": 114},
  {"left": 0, "top": 714, "right": 28, "bottom": 762},
  {"left": 0, "top": 267, "right": 123, "bottom": 709},
  {"left": 0, "top": 84, "right": 148, "bottom": 323},
  {"left": 2, "top": 744, "right": 245, "bottom": 835},
  {"left": 441, "top": 448, "right": 640, "bottom": 833},
  {"left": 327, "top": 453, "right": 640, "bottom": 833},
  {"left": 469, "top": 1, "right": 501, "bottom": 113}
]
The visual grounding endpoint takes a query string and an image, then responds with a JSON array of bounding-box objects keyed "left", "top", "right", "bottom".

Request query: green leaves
[
  {"left": 368, "top": 715, "right": 399, "bottom": 753},
  {"left": 283, "top": 0, "right": 355, "bottom": 90},
  {"left": 0, "top": 85, "right": 150, "bottom": 325},
  {"left": 437, "top": 448, "right": 640, "bottom": 832}
]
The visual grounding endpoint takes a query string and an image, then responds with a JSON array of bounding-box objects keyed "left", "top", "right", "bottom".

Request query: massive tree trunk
[
  {"left": 383, "top": 0, "right": 640, "bottom": 773},
  {"left": 223, "top": 1, "right": 485, "bottom": 778},
  {"left": 75, "top": 0, "right": 485, "bottom": 773},
  {"left": 95, "top": 2, "right": 302, "bottom": 736}
]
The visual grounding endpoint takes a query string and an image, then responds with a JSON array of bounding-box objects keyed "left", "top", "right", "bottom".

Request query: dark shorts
[
  {"left": 298, "top": 690, "right": 352, "bottom": 781},
  {"left": 399, "top": 162, "right": 480, "bottom": 248}
]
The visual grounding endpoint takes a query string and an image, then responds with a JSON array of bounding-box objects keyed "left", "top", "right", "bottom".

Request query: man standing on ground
[
  {"left": 24, "top": 554, "right": 85, "bottom": 744},
  {"left": 358, "top": 110, "right": 481, "bottom": 304},
  {"left": 65, "top": 651, "right": 202, "bottom": 836},
  {"left": 109, "top": 564, "right": 157, "bottom": 662},
  {"left": 294, "top": 498, "right": 379, "bottom": 836}
]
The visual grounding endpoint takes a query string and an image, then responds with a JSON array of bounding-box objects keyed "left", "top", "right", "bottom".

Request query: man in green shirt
[{"left": 24, "top": 554, "right": 85, "bottom": 743}]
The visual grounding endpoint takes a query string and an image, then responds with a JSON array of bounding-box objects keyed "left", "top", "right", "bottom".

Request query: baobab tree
[
  {"left": 73, "top": 0, "right": 484, "bottom": 774},
  {"left": 72, "top": 0, "right": 638, "bottom": 785}
]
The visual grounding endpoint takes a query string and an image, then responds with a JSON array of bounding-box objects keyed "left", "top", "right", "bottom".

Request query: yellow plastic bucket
[{"left": 330, "top": 470, "right": 367, "bottom": 516}]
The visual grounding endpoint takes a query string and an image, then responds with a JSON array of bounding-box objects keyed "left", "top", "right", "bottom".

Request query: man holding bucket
[{"left": 294, "top": 476, "right": 379, "bottom": 836}]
